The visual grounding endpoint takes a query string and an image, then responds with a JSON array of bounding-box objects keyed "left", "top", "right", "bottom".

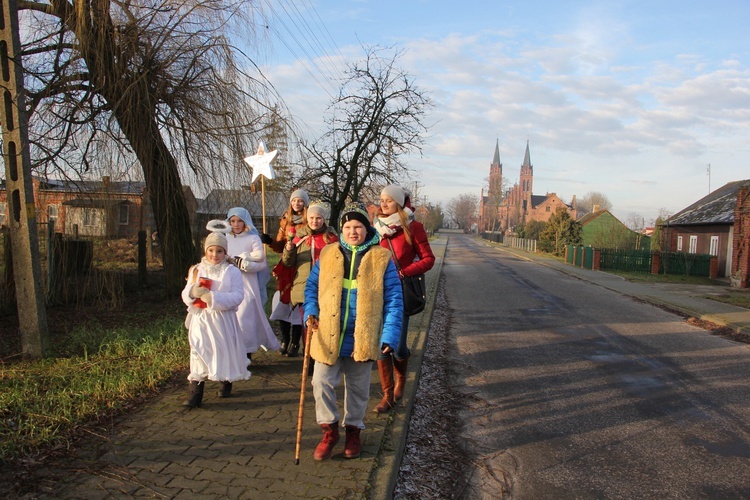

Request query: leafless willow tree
[
  {"left": 298, "top": 45, "right": 432, "bottom": 226},
  {"left": 20, "top": 0, "right": 285, "bottom": 294}
]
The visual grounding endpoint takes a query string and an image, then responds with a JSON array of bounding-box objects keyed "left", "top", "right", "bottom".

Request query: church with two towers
[{"left": 478, "top": 140, "right": 578, "bottom": 233}]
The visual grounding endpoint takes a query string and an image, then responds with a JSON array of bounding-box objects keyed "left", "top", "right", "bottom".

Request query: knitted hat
[
  {"left": 289, "top": 189, "right": 310, "bottom": 206},
  {"left": 339, "top": 201, "right": 371, "bottom": 229},
  {"left": 204, "top": 231, "right": 227, "bottom": 252},
  {"left": 381, "top": 184, "right": 408, "bottom": 207},
  {"left": 204, "top": 219, "right": 229, "bottom": 251},
  {"left": 307, "top": 199, "right": 330, "bottom": 220}
]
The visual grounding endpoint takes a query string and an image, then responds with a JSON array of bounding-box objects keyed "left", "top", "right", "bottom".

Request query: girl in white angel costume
[
  {"left": 225, "top": 207, "right": 281, "bottom": 360},
  {"left": 182, "top": 226, "right": 250, "bottom": 407}
]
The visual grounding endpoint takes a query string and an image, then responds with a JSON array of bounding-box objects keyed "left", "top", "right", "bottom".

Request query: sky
[{"left": 257, "top": 0, "right": 750, "bottom": 225}]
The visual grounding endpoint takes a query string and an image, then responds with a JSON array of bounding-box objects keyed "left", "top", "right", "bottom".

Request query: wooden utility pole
[{"left": 1, "top": 0, "right": 50, "bottom": 357}]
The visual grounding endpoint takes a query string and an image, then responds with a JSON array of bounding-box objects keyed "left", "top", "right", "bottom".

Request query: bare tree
[
  {"left": 578, "top": 191, "right": 613, "bottom": 214},
  {"left": 447, "top": 193, "right": 478, "bottom": 231},
  {"left": 625, "top": 212, "right": 645, "bottom": 232},
  {"left": 20, "top": 0, "right": 283, "bottom": 294},
  {"left": 299, "top": 45, "right": 432, "bottom": 226},
  {"left": 483, "top": 174, "right": 506, "bottom": 231}
]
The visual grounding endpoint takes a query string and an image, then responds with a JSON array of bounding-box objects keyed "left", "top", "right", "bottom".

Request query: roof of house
[
  {"left": 530, "top": 193, "right": 573, "bottom": 210},
  {"left": 63, "top": 198, "right": 130, "bottom": 208},
  {"left": 577, "top": 209, "right": 620, "bottom": 225},
  {"left": 667, "top": 179, "right": 750, "bottom": 226},
  {"left": 37, "top": 178, "right": 146, "bottom": 195},
  {"left": 198, "top": 189, "right": 288, "bottom": 217}
]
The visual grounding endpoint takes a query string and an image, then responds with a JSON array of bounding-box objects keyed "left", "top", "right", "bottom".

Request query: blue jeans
[{"left": 380, "top": 314, "right": 410, "bottom": 360}]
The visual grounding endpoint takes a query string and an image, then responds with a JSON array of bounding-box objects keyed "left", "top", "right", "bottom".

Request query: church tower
[
  {"left": 520, "top": 140, "right": 533, "bottom": 208},
  {"left": 489, "top": 138, "right": 503, "bottom": 199}
]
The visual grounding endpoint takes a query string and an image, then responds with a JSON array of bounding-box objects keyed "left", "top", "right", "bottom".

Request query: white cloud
[{"left": 260, "top": 1, "right": 749, "bottom": 223}]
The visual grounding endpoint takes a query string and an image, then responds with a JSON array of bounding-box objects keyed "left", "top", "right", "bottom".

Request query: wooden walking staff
[
  {"left": 295, "top": 317, "right": 316, "bottom": 464},
  {"left": 243, "top": 140, "right": 277, "bottom": 240}
]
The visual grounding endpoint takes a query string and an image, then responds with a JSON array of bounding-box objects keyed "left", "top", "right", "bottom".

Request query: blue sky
[{"left": 259, "top": 0, "right": 750, "bottom": 225}]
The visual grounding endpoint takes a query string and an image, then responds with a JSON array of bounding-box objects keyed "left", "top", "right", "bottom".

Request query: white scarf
[
  {"left": 200, "top": 257, "right": 230, "bottom": 280},
  {"left": 375, "top": 208, "right": 413, "bottom": 237}
]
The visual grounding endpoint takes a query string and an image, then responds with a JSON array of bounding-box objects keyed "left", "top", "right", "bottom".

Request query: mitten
[
  {"left": 203, "top": 294, "right": 213, "bottom": 308},
  {"left": 232, "top": 256, "right": 243, "bottom": 268},
  {"left": 260, "top": 233, "right": 273, "bottom": 245},
  {"left": 190, "top": 285, "right": 210, "bottom": 299}
]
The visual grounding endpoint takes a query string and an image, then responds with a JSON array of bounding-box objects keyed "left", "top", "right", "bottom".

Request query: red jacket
[{"left": 379, "top": 220, "right": 435, "bottom": 277}]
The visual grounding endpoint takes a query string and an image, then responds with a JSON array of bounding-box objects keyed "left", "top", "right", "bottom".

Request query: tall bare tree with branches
[
  {"left": 298, "top": 46, "right": 432, "bottom": 226},
  {"left": 19, "top": 0, "right": 284, "bottom": 294}
]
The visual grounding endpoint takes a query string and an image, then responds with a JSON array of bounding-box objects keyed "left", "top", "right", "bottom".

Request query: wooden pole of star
[{"left": 261, "top": 176, "right": 267, "bottom": 236}]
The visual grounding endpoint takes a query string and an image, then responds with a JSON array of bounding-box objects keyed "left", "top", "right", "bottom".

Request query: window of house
[
  {"left": 0, "top": 202, "right": 6, "bottom": 225},
  {"left": 677, "top": 235, "right": 683, "bottom": 251},
  {"left": 83, "top": 208, "right": 93, "bottom": 226},
  {"left": 689, "top": 235, "right": 697, "bottom": 254},
  {"left": 709, "top": 236, "right": 719, "bottom": 256},
  {"left": 119, "top": 204, "right": 129, "bottom": 225},
  {"left": 48, "top": 204, "right": 58, "bottom": 220},
  {"left": 546, "top": 206, "right": 550, "bottom": 212}
]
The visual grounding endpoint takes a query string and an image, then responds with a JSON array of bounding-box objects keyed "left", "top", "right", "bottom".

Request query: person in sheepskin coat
[
  {"left": 303, "top": 202, "right": 402, "bottom": 461},
  {"left": 226, "top": 208, "right": 280, "bottom": 365}
]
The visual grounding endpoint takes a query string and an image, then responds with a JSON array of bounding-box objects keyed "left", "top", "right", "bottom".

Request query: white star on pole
[{"left": 244, "top": 140, "right": 277, "bottom": 183}]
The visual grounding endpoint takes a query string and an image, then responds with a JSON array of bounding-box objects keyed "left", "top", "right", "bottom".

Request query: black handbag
[{"left": 387, "top": 239, "right": 426, "bottom": 316}]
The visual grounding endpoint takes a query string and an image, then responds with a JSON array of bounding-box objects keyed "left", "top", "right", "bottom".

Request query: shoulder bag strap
[{"left": 386, "top": 238, "right": 403, "bottom": 273}]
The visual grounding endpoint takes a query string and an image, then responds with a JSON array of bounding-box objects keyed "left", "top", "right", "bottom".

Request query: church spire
[
  {"left": 492, "top": 138, "right": 501, "bottom": 166},
  {"left": 522, "top": 139, "right": 532, "bottom": 169}
]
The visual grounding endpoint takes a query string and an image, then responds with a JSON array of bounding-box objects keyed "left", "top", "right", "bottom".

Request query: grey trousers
[{"left": 312, "top": 357, "right": 373, "bottom": 429}]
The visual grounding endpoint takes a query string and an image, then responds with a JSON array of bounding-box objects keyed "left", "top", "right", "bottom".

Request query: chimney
[{"left": 593, "top": 204, "right": 600, "bottom": 213}]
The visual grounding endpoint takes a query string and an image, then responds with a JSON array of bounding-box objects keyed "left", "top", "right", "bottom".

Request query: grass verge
[{"left": 0, "top": 315, "right": 187, "bottom": 463}]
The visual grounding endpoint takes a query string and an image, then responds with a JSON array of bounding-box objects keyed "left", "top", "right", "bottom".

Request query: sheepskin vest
[{"left": 311, "top": 244, "right": 392, "bottom": 365}]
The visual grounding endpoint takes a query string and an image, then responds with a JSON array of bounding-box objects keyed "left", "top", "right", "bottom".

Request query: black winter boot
[
  {"left": 287, "top": 325, "right": 302, "bottom": 357},
  {"left": 185, "top": 381, "right": 204, "bottom": 408},
  {"left": 279, "top": 321, "right": 291, "bottom": 355},
  {"left": 218, "top": 381, "right": 232, "bottom": 398}
]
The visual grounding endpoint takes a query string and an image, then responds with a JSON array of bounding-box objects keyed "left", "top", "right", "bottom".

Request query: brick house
[
  {"left": 661, "top": 179, "right": 750, "bottom": 281},
  {"left": 0, "top": 176, "right": 197, "bottom": 239},
  {"left": 731, "top": 184, "right": 750, "bottom": 287}
]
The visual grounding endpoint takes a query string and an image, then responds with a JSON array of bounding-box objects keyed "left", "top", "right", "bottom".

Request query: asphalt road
[{"left": 443, "top": 234, "right": 750, "bottom": 499}]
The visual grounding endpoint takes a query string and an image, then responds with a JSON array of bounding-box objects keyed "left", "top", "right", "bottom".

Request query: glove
[
  {"left": 260, "top": 233, "right": 273, "bottom": 245},
  {"left": 190, "top": 285, "right": 210, "bottom": 299},
  {"left": 232, "top": 256, "right": 243, "bottom": 268},
  {"left": 203, "top": 294, "right": 213, "bottom": 308}
]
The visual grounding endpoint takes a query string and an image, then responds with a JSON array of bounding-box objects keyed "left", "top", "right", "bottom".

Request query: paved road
[{"left": 444, "top": 234, "right": 750, "bottom": 499}]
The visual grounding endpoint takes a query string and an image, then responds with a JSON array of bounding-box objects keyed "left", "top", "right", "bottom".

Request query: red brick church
[{"left": 479, "top": 140, "right": 577, "bottom": 233}]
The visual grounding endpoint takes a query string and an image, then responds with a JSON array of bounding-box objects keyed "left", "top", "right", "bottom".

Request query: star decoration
[{"left": 244, "top": 140, "right": 277, "bottom": 183}]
